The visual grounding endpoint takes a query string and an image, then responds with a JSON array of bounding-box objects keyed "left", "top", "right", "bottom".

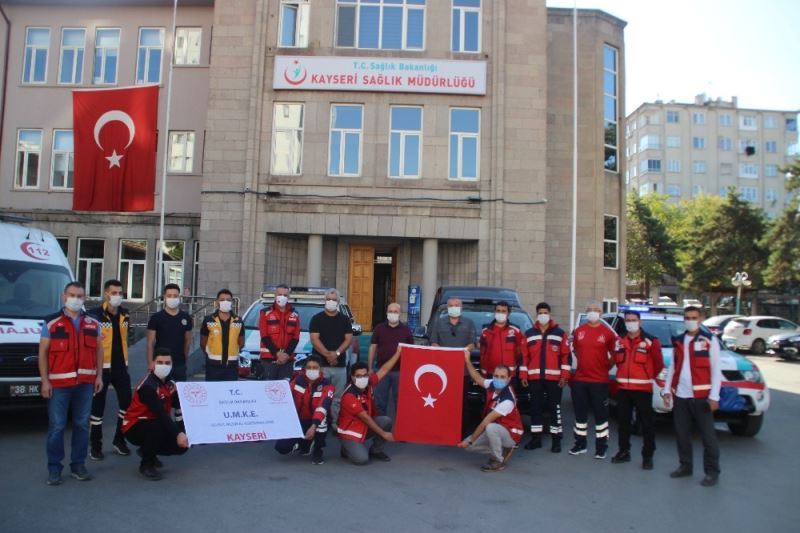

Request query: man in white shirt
[{"left": 662, "top": 306, "right": 722, "bottom": 487}]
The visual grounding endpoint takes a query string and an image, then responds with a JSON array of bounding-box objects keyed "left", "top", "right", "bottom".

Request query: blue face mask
[{"left": 492, "top": 378, "right": 508, "bottom": 390}]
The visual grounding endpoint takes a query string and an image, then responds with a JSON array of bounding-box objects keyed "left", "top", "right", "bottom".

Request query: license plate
[{"left": 9, "top": 384, "right": 40, "bottom": 397}]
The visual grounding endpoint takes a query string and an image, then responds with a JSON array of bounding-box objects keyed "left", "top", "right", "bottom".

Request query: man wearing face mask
[
  {"left": 38, "top": 282, "right": 104, "bottom": 485},
  {"left": 429, "top": 297, "right": 476, "bottom": 351},
  {"left": 200, "top": 289, "right": 245, "bottom": 382},
  {"left": 257, "top": 284, "right": 300, "bottom": 381},
  {"left": 478, "top": 302, "right": 524, "bottom": 378},
  {"left": 569, "top": 300, "right": 617, "bottom": 459},
  {"left": 146, "top": 284, "right": 193, "bottom": 381},
  {"left": 310, "top": 289, "right": 353, "bottom": 422},
  {"left": 122, "top": 348, "right": 189, "bottom": 480},
  {"left": 459, "top": 353, "right": 524, "bottom": 472},
  {"left": 520, "top": 302, "right": 571, "bottom": 453},
  {"left": 662, "top": 306, "right": 722, "bottom": 487},
  {"left": 611, "top": 310, "right": 663, "bottom": 470},
  {"left": 275, "top": 355, "right": 334, "bottom": 465},
  {"left": 368, "top": 302, "right": 414, "bottom": 416},
  {"left": 86, "top": 279, "right": 132, "bottom": 461},
  {"left": 337, "top": 348, "right": 401, "bottom": 465}
]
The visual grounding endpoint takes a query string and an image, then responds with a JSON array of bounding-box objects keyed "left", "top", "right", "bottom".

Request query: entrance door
[
  {"left": 372, "top": 251, "right": 397, "bottom": 329},
  {"left": 348, "top": 245, "right": 375, "bottom": 331}
]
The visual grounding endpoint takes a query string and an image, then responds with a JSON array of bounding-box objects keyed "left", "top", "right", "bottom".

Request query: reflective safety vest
[
  {"left": 483, "top": 384, "right": 524, "bottom": 443},
  {"left": 43, "top": 310, "right": 99, "bottom": 388},
  {"left": 671, "top": 333, "right": 714, "bottom": 398},
  {"left": 291, "top": 372, "right": 335, "bottom": 426},
  {"left": 614, "top": 332, "right": 664, "bottom": 392},
  {"left": 479, "top": 322, "right": 523, "bottom": 376},
  {"left": 87, "top": 302, "right": 129, "bottom": 369},
  {"left": 122, "top": 373, "right": 177, "bottom": 433},
  {"left": 337, "top": 374, "right": 379, "bottom": 442},
  {"left": 258, "top": 304, "right": 301, "bottom": 360},
  {"left": 522, "top": 321, "right": 571, "bottom": 381},
  {"left": 204, "top": 312, "right": 244, "bottom": 365}
]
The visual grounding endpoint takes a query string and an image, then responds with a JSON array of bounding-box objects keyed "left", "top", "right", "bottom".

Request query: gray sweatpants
[
  {"left": 467, "top": 423, "right": 515, "bottom": 462},
  {"left": 325, "top": 366, "right": 348, "bottom": 423},
  {"left": 339, "top": 415, "right": 392, "bottom": 465}
]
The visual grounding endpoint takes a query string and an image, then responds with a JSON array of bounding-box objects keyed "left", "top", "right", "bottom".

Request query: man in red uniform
[
  {"left": 258, "top": 284, "right": 300, "bottom": 381},
  {"left": 275, "top": 355, "right": 334, "bottom": 465},
  {"left": 459, "top": 351, "right": 524, "bottom": 472},
  {"left": 337, "top": 348, "right": 402, "bottom": 465},
  {"left": 611, "top": 310, "right": 664, "bottom": 469},
  {"left": 569, "top": 300, "right": 617, "bottom": 459},
  {"left": 520, "top": 302, "right": 571, "bottom": 453},
  {"left": 478, "top": 301, "right": 524, "bottom": 377},
  {"left": 122, "top": 348, "right": 189, "bottom": 480}
]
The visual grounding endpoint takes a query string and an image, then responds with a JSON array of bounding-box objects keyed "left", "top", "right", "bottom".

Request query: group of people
[{"left": 39, "top": 282, "right": 722, "bottom": 488}]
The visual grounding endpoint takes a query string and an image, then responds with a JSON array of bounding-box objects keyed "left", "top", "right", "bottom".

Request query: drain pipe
[{"left": 0, "top": 5, "right": 10, "bottom": 165}]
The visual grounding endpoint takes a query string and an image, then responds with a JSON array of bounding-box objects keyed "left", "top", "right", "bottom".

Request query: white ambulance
[{"left": 0, "top": 221, "right": 73, "bottom": 404}]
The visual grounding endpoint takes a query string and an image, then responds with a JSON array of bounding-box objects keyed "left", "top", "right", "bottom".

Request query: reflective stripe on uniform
[
  {"left": 49, "top": 371, "right": 77, "bottom": 380},
  {"left": 78, "top": 368, "right": 97, "bottom": 375},
  {"left": 560, "top": 365, "right": 571, "bottom": 371},
  {"left": 544, "top": 369, "right": 561, "bottom": 376},
  {"left": 527, "top": 335, "right": 543, "bottom": 342},
  {"left": 510, "top": 428, "right": 524, "bottom": 435},
  {"left": 547, "top": 335, "right": 562, "bottom": 342},
  {"left": 693, "top": 384, "right": 712, "bottom": 391},
  {"left": 337, "top": 428, "right": 363, "bottom": 439},
  {"left": 293, "top": 385, "right": 306, "bottom": 393},
  {"left": 617, "top": 378, "right": 652, "bottom": 384}
]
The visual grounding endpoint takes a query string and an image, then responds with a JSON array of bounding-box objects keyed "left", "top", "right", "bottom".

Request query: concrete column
[
  {"left": 307, "top": 234, "right": 323, "bottom": 287},
  {"left": 421, "top": 238, "right": 438, "bottom": 325}
]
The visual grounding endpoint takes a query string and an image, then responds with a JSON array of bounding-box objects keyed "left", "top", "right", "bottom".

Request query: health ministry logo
[{"left": 283, "top": 59, "right": 307, "bottom": 85}]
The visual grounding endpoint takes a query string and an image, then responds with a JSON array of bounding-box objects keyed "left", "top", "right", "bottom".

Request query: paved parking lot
[{"left": 1, "top": 354, "right": 798, "bottom": 533}]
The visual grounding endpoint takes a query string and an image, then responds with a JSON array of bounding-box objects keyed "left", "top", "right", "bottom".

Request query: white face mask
[
  {"left": 387, "top": 312, "right": 400, "bottom": 324},
  {"left": 587, "top": 311, "right": 601, "bottom": 323},
  {"left": 275, "top": 295, "right": 289, "bottom": 308},
  {"left": 153, "top": 364, "right": 172, "bottom": 380},
  {"left": 537, "top": 313, "right": 550, "bottom": 326},
  {"left": 625, "top": 321, "right": 640, "bottom": 333},
  {"left": 684, "top": 320, "right": 699, "bottom": 332},
  {"left": 354, "top": 376, "right": 369, "bottom": 390},
  {"left": 305, "top": 369, "right": 320, "bottom": 381},
  {"left": 447, "top": 306, "right": 462, "bottom": 318},
  {"left": 165, "top": 297, "right": 181, "bottom": 310},
  {"left": 325, "top": 300, "right": 338, "bottom": 312},
  {"left": 65, "top": 297, "right": 84, "bottom": 312},
  {"left": 109, "top": 295, "right": 123, "bottom": 308},
  {"left": 494, "top": 312, "right": 508, "bottom": 323},
  {"left": 218, "top": 300, "right": 233, "bottom": 313}
]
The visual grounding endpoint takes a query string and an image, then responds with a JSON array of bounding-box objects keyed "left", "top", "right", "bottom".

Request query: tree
[
  {"left": 626, "top": 194, "right": 677, "bottom": 295},
  {"left": 763, "top": 159, "right": 800, "bottom": 289}
]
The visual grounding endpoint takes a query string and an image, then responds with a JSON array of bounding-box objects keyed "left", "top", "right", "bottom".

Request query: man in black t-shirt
[
  {"left": 147, "top": 284, "right": 193, "bottom": 381},
  {"left": 309, "top": 288, "right": 352, "bottom": 422}
]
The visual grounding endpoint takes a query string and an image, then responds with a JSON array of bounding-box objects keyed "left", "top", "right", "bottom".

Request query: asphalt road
[{"left": 1, "top": 354, "right": 798, "bottom": 533}]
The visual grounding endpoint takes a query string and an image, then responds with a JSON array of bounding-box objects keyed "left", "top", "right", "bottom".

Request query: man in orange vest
[
  {"left": 38, "top": 281, "right": 104, "bottom": 486},
  {"left": 662, "top": 306, "right": 723, "bottom": 487},
  {"left": 610, "top": 310, "right": 663, "bottom": 469}
]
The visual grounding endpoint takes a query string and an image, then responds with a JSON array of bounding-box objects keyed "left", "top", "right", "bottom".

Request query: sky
[{"left": 547, "top": 0, "right": 800, "bottom": 115}]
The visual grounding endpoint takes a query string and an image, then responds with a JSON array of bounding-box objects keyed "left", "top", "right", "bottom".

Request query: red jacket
[
  {"left": 614, "top": 332, "right": 664, "bottom": 392},
  {"left": 291, "top": 371, "right": 335, "bottom": 426},
  {"left": 571, "top": 323, "right": 617, "bottom": 383},
  {"left": 337, "top": 374, "right": 380, "bottom": 442},
  {"left": 258, "top": 303, "right": 301, "bottom": 360},
  {"left": 479, "top": 322, "right": 523, "bottom": 376},
  {"left": 483, "top": 384, "right": 524, "bottom": 443},
  {"left": 122, "top": 373, "right": 180, "bottom": 434},
  {"left": 43, "top": 310, "right": 99, "bottom": 388},
  {"left": 671, "top": 333, "right": 713, "bottom": 398},
  {"left": 522, "top": 321, "right": 571, "bottom": 381}
]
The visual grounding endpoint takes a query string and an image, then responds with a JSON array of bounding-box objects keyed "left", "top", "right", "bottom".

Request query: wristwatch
[{"left": 335, "top": 351, "right": 341, "bottom": 358}]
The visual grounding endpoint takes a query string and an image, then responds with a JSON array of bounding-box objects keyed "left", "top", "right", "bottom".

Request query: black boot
[
  {"left": 139, "top": 460, "right": 162, "bottom": 481},
  {"left": 524, "top": 434, "right": 542, "bottom": 450},
  {"left": 550, "top": 436, "right": 562, "bottom": 453}
]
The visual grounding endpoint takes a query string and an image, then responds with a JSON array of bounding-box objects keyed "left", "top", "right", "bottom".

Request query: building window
[
  {"left": 718, "top": 136, "right": 732, "bottom": 151},
  {"left": 787, "top": 118, "right": 797, "bottom": 132},
  {"left": 23, "top": 27, "right": 50, "bottom": 84},
  {"left": 739, "top": 186, "right": 758, "bottom": 203},
  {"left": 51, "top": 130, "right": 74, "bottom": 189},
  {"left": 638, "top": 134, "right": 660, "bottom": 151},
  {"left": 739, "top": 115, "right": 757, "bottom": 130},
  {"left": 666, "top": 110, "right": 679, "bottom": 123},
  {"left": 765, "top": 188, "right": 777, "bottom": 203},
  {"left": 449, "top": 107, "right": 480, "bottom": 180},
  {"left": 739, "top": 139, "right": 756, "bottom": 154},
  {"left": 719, "top": 114, "right": 732, "bottom": 127},
  {"left": 15, "top": 129, "right": 43, "bottom": 189},
  {"left": 649, "top": 113, "right": 661, "bottom": 125},
  {"left": 603, "top": 215, "right": 618, "bottom": 269},
  {"left": 692, "top": 160, "right": 706, "bottom": 173},
  {"left": 739, "top": 163, "right": 758, "bottom": 179},
  {"left": 667, "top": 159, "right": 681, "bottom": 173},
  {"left": 174, "top": 28, "right": 202, "bottom": 65},
  {"left": 692, "top": 112, "right": 705, "bottom": 125},
  {"left": 136, "top": 28, "right": 164, "bottom": 84},
  {"left": 389, "top": 106, "right": 422, "bottom": 178},
  {"left": 765, "top": 164, "right": 778, "bottom": 177},
  {"left": 93, "top": 28, "right": 120, "bottom": 84},
  {"left": 168, "top": 131, "right": 195, "bottom": 173},
  {"left": 335, "top": 0, "right": 426, "bottom": 50},
  {"left": 765, "top": 140, "right": 777, "bottom": 153},
  {"left": 603, "top": 45, "right": 618, "bottom": 172},
  {"left": 692, "top": 185, "right": 703, "bottom": 197},
  {"left": 56, "top": 238, "right": 69, "bottom": 257},
  {"left": 667, "top": 184, "right": 681, "bottom": 197},
  {"left": 279, "top": 1, "right": 310, "bottom": 48},
  {"left": 452, "top": 0, "right": 480, "bottom": 53},
  {"left": 157, "top": 241, "right": 185, "bottom": 294},
  {"left": 639, "top": 183, "right": 650, "bottom": 196},
  {"left": 692, "top": 136, "right": 705, "bottom": 149},
  {"left": 58, "top": 28, "right": 85, "bottom": 84},
  {"left": 602, "top": 299, "right": 618, "bottom": 313},
  {"left": 764, "top": 116, "right": 777, "bottom": 129},
  {"left": 640, "top": 159, "right": 661, "bottom": 174},
  {"left": 119, "top": 240, "right": 146, "bottom": 301},
  {"left": 271, "top": 103, "right": 304, "bottom": 175},
  {"left": 666, "top": 136, "right": 680, "bottom": 148},
  {"left": 192, "top": 241, "right": 200, "bottom": 295},
  {"left": 77, "top": 239, "right": 104, "bottom": 298},
  {"left": 329, "top": 104, "right": 363, "bottom": 177}
]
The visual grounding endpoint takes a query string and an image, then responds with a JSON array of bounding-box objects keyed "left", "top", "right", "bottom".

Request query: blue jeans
[
  {"left": 374, "top": 371, "right": 400, "bottom": 417},
  {"left": 47, "top": 383, "right": 94, "bottom": 473}
]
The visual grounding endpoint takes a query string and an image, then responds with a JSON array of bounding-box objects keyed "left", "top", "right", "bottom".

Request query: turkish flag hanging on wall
[
  {"left": 394, "top": 344, "right": 464, "bottom": 445},
  {"left": 72, "top": 86, "right": 158, "bottom": 212}
]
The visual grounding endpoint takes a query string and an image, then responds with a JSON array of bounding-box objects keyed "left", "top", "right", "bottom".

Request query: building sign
[{"left": 273, "top": 56, "right": 487, "bottom": 95}]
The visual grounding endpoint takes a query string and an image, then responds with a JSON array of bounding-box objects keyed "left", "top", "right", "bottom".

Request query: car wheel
[
  {"left": 728, "top": 413, "right": 763, "bottom": 437},
  {"left": 750, "top": 339, "right": 766, "bottom": 355}
]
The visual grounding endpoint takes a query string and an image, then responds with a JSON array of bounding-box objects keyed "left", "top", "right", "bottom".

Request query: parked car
[
  {"left": 722, "top": 316, "right": 800, "bottom": 354},
  {"left": 702, "top": 314, "right": 743, "bottom": 336},
  {"left": 682, "top": 298, "right": 703, "bottom": 308},
  {"left": 767, "top": 332, "right": 800, "bottom": 361},
  {"left": 656, "top": 296, "right": 677, "bottom": 306},
  {"left": 237, "top": 288, "right": 362, "bottom": 379}
]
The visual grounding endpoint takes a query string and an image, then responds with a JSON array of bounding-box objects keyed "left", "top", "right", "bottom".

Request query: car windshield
[
  {"left": 243, "top": 302, "right": 325, "bottom": 331},
  {"left": 703, "top": 315, "right": 735, "bottom": 326},
  {"left": 640, "top": 319, "right": 692, "bottom": 347},
  {"left": 732, "top": 318, "right": 750, "bottom": 327},
  {"left": 0, "top": 259, "right": 72, "bottom": 319}
]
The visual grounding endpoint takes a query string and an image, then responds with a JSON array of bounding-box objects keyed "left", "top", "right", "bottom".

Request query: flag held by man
[
  {"left": 395, "top": 344, "right": 464, "bottom": 445},
  {"left": 72, "top": 85, "right": 159, "bottom": 212}
]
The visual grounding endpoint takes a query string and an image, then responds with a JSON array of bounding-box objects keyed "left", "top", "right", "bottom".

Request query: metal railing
[{"left": 128, "top": 296, "right": 241, "bottom": 344}]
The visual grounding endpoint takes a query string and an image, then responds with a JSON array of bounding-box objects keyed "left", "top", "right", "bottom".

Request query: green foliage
[
  {"left": 782, "top": 159, "right": 800, "bottom": 194},
  {"left": 763, "top": 162, "right": 800, "bottom": 289},
  {"left": 626, "top": 194, "right": 677, "bottom": 293}
]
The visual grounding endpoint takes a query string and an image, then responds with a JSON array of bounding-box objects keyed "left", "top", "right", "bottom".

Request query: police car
[
  {"left": 597, "top": 305, "right": 770, "bottom": 437},
  {"left": 237, "top": 288, "right": 362, "bottom": 379}
]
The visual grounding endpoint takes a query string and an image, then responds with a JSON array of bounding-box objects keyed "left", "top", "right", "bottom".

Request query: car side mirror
[{"left": 413, "top": 326, "right": 427, "bottom": 338}]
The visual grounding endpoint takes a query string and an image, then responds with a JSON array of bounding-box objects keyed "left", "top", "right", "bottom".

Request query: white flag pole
[
  {"left": 569, "top": 1, "right": 578, "bottom": 330},
  {"left": 156, "top": 0, "right": 179, "bottom": 300}
]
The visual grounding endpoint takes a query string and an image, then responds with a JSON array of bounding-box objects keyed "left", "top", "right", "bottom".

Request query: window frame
[
  {"left": 57, "top": 27, "right": 85, "bottom": 85},
  {"left": 451, "top": 0, "right": 481, "bottom": 53},
  {"left": 278, "top": 0, "right": 310, "bottom": 48},
  {"left": 14, "top": 128, "right": 43, "bottom": 190},
  {"left": 136, "top": 27, "right": 165, "bottom": 84},
  {"left": 602, "top": 299, "right": 618, "bottom": 314},
  {"left": 692, "top": 136, "right": 705, "bottom": 150},
  {"left": 118, "top": 239, "right": 148, "bottom": 302},
  {"left": 22, "top": 27, "right": 50, "bottom": 85},
  {"left": 335, "top": 0, "right": 427, "bottom": 51},
  {"left": 93, "top": 27, "right": 121, "bottom": 85},
  {"left": 603, "top": 214, "right": 619, "bottom": 270},
  {"left": 328, "top": 104, "right": 364, "bottom": 178},
  {"left": 602, "top": 44, "right": 619, "bottom": 173},
  {"left": 76, "top": 238, "right": 105, "bottom": 299},
  {"left": 155, "top": 240, "right": 186, "bottom": 297},
  {"left": 271, "top": 102, "right": 305, "bottom": 176},
  {"left": 765, "top": 140, "right": 777, "bottom": 153},
  {"left": 388, "top": 105, "right": 423, "bottom": 179},
  {"left": 667, "top": 159, "right": 681, "bottom": 173},
  {"left": 50, "top": 129, "right": 74, "bottom": 190},
  {"left": 448, "top": 107, "right": 481, "bottom": 181},
  {"left": 174, "top": 27, "right": 202, "bottom": 65},
  {"left": 692, "top": 160, "right": 706, "bottom": 174},
  {"left": 167, "top": 131, "right": 195, "bottom": 174},
  {"left": 192, "top": 241, "right": 200, "bottom": 295}
]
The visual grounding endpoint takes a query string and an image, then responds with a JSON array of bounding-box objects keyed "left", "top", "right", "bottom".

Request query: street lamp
[{"left": 731, "top": 272, "right": 752, "bottom": 315}]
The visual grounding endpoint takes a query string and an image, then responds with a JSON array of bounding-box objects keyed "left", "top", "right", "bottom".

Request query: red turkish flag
[
  {"left": 394, "top": 344, "right": 464, "bottom": 445},
  {"left": 72, "top": 86, "right": 158, "bottom": 212}
]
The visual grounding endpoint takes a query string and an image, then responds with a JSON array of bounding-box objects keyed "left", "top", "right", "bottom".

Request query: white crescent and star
[
  {"left": 93, "top": 110, "right": 136, "bottom": 169},
  {"left": 413, "top": 364, "right": 448, "bottom": 408}
]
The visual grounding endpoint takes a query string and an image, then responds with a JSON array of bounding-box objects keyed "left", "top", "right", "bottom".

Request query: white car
[{"left": 722, "top": 316, "right": 800, "bottom": 354}]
